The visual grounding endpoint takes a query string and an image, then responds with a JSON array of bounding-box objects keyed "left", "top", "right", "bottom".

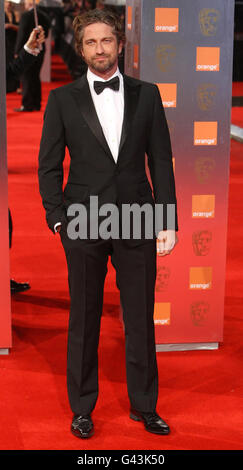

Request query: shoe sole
[
  {"left": 129, "top": 412, "right": 170, "bottom": 435},
  {"left": 71, "top": 428, "right": 94, "bottom": 439},
  {"left": 130, "top": 412, "right": 142, "bottom": 422},
  {"left": 11, "top": 287, "right": 30, "bottom": 293}
]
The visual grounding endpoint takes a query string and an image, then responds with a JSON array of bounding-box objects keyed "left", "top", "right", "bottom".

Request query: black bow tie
[{"left": 94, "top": 76, "right": 120, "bottom": 95}]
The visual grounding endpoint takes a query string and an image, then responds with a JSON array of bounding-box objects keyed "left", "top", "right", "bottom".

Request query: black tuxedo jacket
[{"left": 38, "top": 73, "right": 178, "bottom": 239}]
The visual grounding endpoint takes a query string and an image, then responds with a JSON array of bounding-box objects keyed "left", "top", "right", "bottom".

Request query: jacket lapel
[
  {"left": 70, "top": 73, "right": 141, "bottom": 164},
  {"left": 118, "top": 74, "right": 141, "bottom": 156},
  {"left": 71, "top": 75, "right": 115, "bottom": 163}
]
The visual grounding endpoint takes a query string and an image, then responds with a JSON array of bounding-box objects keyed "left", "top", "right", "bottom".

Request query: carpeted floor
[{"left": 1, "top": 55, "right": 243, "bottom": 450}]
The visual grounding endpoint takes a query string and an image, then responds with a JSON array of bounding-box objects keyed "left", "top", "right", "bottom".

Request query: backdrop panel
[
  {"left": 125, "top": 0, "right": 234, "bottom": 348},
  {"left": 0, "top": 2, "right": 12, "bottom": 352}
]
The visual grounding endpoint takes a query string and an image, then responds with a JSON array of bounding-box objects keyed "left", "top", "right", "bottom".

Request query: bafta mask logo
[
  {"left": 192, "top": 230, "right": 212, "bottom": 256},
  {"left": 197, "top": 83, "right": 217, "bottom": 111},
  {"left": 195, "top": 157, "right": 216, "bottom": 184},
  {"left": 155, "top": 265, "right": 171, "bottom": 292},
  {"left": 191, "top": 301, "right": 209, "bottom": 326},
  {"left": 156, "top": 45, "right": 176, "bottom": 73},
  {"left": 199, "top": 9, "right": 220, "bottom": 36}
]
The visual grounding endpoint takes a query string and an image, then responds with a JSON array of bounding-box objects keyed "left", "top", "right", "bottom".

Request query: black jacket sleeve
[
  {"left": 6, "top": 48, "right": 36, "bottom": 82},
  {"left": 38, "top": 90, "right": 66, "bottom": 233},
  {"left": 15, "top": 12, "right": 31, "bottom": 54}
]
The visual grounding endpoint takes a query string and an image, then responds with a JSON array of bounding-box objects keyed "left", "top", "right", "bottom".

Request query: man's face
[
  {"left": 84, "top": 0, "right": 92, "bottom": 10},
  {"left": 5, "top": 1, "right": 12, "bottom": 12},
  {"left": 81, "top": 22, "right": 122, "bottom": 76},
  {"left": 25, "top": 0, "right": 33, "bottom": 10}
]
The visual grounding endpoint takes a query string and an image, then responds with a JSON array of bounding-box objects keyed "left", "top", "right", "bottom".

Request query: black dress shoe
[
  {"left": 10, "top": 279, "right": 30, "bottom": 294},
  {"left": 71, "top": 414, "right": 94, "bottom": 439},
  {"left": 14, "top": 106, "right": 40, "bottom": 112},
  {"left": 130, "top": 409, "right": 170, "bottom": 435}
]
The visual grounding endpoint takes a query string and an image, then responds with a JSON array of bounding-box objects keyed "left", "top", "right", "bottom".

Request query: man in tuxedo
[
  {"left": 14, "top": 0, "right": 50, "bottom": 111},
  {"left": 38, "top": 9, "right": 178, "bottom": 439}
]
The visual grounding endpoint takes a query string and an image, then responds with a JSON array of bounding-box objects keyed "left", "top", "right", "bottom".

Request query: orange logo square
[
  {"left": 189, "top": 267, "right": 212, "bottom": 290},
  {"left": 196, "top": 47, "right": 220, "bottom": 71},
  {"left": 155, "top": 8, "right": 179, "bottom": 32},
  {"left": 154, "top": 302, "right": 171, "bottom": 325},
  {"left": 157, "top": 83, "right": 177, "bottom": 107},
  {"left": 192, "top": 195, "right": 215, "bottom": 218},
  {"left": 127, "top": 6, "right": 132, "bottom": 30},
  {"left": 194, "top": 121, "right": 218, "bottom": 145},
  {"left": 133, "top": 44, "right": 139, "bottom": 69}
]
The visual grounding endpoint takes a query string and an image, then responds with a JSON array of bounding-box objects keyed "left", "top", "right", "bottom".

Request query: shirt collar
[{"left": 87, "top": 67, "right": 122, "bottom": 86}]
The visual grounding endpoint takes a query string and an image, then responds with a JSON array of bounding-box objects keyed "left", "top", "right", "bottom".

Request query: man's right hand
[{"left": 26, "top": 26, "right": 45, "bottom": 51}]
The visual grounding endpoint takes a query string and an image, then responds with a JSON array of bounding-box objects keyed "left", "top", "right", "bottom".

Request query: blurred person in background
[
  {"left": 59, "top": 0, "right": 88, "bottom": 79},
  {"left": 73, "top": 0, "right": 85, "bottom": 15},
  {"left": 14, "top": 0, "right": 50, "bottom": 112},
  {"left": 95, "top": 0, "right": 105, "bottom": 10},
  {"left": 5, "top": 0, "right": 19, "bottom": 92},
  {"left": 38, "top": 0, "right": 65, "bottom": 53},
  {"left": 83, "top": 0, "right": 93, "bottom": 10},
  {"left": 6, "top": 25, "right": 46, "bottom": 293}
]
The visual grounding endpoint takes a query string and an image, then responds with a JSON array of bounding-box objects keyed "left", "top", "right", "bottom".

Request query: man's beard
[{"left": 86, "top": 54, "right": 117, "bottom": 74}]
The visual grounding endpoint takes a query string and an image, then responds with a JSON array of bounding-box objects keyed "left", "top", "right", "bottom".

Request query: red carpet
[{"left": 1, "top": 56, "right": 243, "bottom": 450}]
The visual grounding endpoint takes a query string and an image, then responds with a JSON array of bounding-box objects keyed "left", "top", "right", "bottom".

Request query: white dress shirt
[
  {"left": 87, "top": 67, "right": 124, "bottom": 163},
  {"left": 54, "top": 67, "right": 124, "bottom": 233}
]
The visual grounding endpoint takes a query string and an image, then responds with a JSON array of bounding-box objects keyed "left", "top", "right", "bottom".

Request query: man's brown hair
[{"left": 73, "top": 8, "right": 126, "bottom": 56}]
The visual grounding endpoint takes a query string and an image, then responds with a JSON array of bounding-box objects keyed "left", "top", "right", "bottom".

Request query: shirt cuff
[
  {"left": 24, "top": 44, "right": 40, "bottom": 56},
  {"left": 54, "top": 222, "right": 62, "bottom": 233}
]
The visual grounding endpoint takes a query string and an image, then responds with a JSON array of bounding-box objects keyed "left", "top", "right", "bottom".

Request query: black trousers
[
  {"left": 60, "top": 229, "right": 158, "bottom": 416},
  {"left": 21, "top": 51, "right": 44, "bottom": 110}
]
